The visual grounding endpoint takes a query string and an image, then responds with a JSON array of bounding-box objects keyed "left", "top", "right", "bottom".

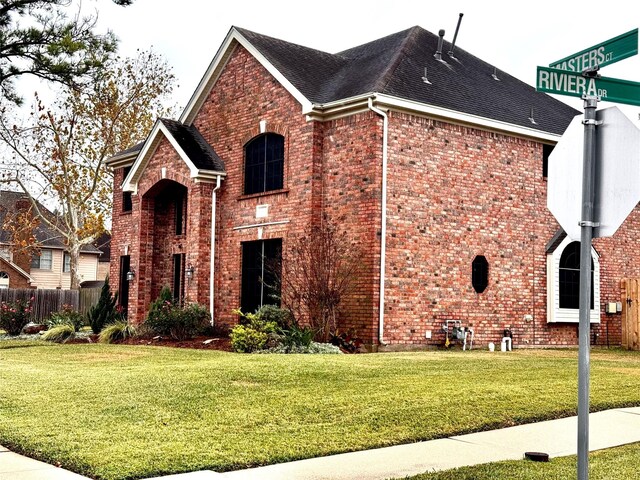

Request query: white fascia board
[
  {"left": 105, "top": 151, "right": 138, "bottom": 169},
  {"left": 307, "top": 93, "right": 562, "bottom": 143},
  {"left": 180, "top": 27, "right": 312, "bottom": 125},
  {"left": 122, "top": 120, "right": 164, "bottom": 194},
  {"left": 192, "top": 170, "right": 227, "bottom": 183},
  {"left": 373, "top": 94, "right": 562, "bottom": 142}
]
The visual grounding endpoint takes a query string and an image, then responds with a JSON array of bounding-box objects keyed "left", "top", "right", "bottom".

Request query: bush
[
  {"left": 256, "top": 304, "right": 294, "bottom": 329},
  {"left": 87, "top": 277, "right": 118, "bottom": 334},
  {"left": 229, "top": 325, "right": 268, "bottom": 353},
  {"left": 0, "top": 297, "right": 33, "bottom": 336},
  {"left": 144, "top": 296, "right": 210, "bottom": 341},
  {"left": 46, "top": 304, "right": 84, "bottom": 332},
  {"left": 258, "top": 341, "right": 343, "bottom": 354},
  {"left": 231, "top": 306, "right": 315, "bottom": 353},
  {"left": 279, "top": 323, "right": 315, "bottom": 349},
  {"left": 42, "top": 324, "right": 75, "bottom": 343},
  {"left": 146, "top": 286, "right": 174, "bottom": 325},
  {"left": 99, "top": 321, "right": 137, "bottom": 344}
]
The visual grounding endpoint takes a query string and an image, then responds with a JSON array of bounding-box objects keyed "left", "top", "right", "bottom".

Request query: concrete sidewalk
[{"left": 3, "top": 407, "right": 640, "bottom": 480}]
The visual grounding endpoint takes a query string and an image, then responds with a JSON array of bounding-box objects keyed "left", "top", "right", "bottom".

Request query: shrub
[
  {"left": 144, "top": 297, "right": 210, "bottom": 341},
  {"left": 46, "top": 304, "right": 84, "bottom": 331},
  {"left": 87, "top": 277, "right": 118, "bottom": 334},
  {"left": 279, "top": 323, "right": 315, "bottom": 349},
  {"left": 0, "top": 297, "right": 33, "bottom": 336},
  {"left": 258, "top": 341, "right": 343, "bottom": 354},
  {"left": 256, "top": 304, "right": 294, "bottom": 329},
  {"left": 146, "top": 286, "right": 174, "bottom": 325},
  {"left": 231, "top": 306, "right": 315, "bottom": 353},
  {"left": 229, "top": 325, "right": 268, "bottom": 353},
  {"left": 99, "top": 321, "right": 137, "bottom": 344},
  {"left": 42, "top": 324, "right": 75, "bottom": 343}
]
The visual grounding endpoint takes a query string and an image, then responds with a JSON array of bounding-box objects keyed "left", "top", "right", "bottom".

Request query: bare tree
[
  {"left": 275, "top": 217, "right": 363, "bottom": 342},
  {"left": 0, "top": 50, "right": 175, "bottom": 288}
]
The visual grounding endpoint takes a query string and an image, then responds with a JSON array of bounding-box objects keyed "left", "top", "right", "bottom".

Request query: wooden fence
[{"left": 0, "top": 288, "right": 102, "bottom": 323}]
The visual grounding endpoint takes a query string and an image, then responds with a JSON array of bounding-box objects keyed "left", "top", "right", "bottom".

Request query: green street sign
[
  {"left": 550, "top": 28, "right": 638, "bottom": 72},
  {"left": 537, "top": 66, "right": 640, "bottom": 107}
]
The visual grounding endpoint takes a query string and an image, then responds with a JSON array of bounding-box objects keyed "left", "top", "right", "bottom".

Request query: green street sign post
[
  {"left": 537, "top": 66, "right": 640, "bottom": 106},
  {"left": 537, "top": 27, "right": 639, "bottom": 480},
  {"left": 550, "top": 28, "right": 638, "bottom": 72}
]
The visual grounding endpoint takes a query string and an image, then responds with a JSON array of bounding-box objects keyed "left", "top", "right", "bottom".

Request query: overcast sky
[{"left": 87, "top": 0, "right": 640, "bottom": 122}]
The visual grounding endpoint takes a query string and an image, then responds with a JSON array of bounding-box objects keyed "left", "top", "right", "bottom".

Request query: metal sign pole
[{"left": 578, "top": 95, "right": 599, "bottom": 480}]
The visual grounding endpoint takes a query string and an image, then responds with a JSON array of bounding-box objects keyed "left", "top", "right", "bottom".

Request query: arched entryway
[{"left": 140, "top": 179, "right": 189, "bottom": 305}]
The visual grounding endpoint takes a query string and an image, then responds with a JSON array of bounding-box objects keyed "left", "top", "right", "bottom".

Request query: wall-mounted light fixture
[
  {"left": 126, "top": 268, "right": 135, "bottom": 282},
  {"left": 186, "top": 264, "right": 194, "bottom": 280}
]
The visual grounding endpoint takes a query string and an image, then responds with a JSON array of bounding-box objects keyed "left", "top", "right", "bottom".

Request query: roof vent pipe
[
  {"left": 434, "top": 29, "right": 445, "bottom": 61},
  {"left": 448, "top": 13, "right": 464, "bottom": 57}
]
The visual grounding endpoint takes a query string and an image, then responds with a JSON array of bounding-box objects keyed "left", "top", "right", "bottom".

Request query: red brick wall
[{"left": 381, "top": 111, "right": 638, "bottom": 348}]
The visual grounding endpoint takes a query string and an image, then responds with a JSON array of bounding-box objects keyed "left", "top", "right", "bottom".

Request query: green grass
[
  {"left": 1, "top": 344, "right": 640, "bottom": 479},
  {"left": 402, "top": 442, "right": 640, "bottom": 479}
]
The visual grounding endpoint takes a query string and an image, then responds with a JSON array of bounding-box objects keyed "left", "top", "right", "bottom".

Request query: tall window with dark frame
[
  {"left": 118, "top": 255, "right": 130, "bottom": 315},
  {"left": 172, "top": 253, "right": 185, "bottom": 304},
  {"left": 122, "top": 166, "right": 133, "bottom": 212},
  {"left": 542, "top": 144, "right": 554, "bottom": 179},
  {"left": 241, "top": 239, "right": 282, "bottom": 313},
  {"left": 559, "top": 241, "right": 594, "bottom": 309},
  {"left": 244, "top": 133, "right": 284, "bottom": 195}
]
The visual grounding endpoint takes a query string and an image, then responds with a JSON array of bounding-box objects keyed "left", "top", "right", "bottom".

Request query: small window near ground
[{"left": 472, "top": 255, "right": 489, "bottom": 293}]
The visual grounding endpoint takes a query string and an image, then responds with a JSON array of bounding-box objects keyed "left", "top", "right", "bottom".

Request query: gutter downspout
[
  {"left": 368, "top": 97, "right": 388, "bottom": 346},
  {"left": 210, "top": 175, "right": 222, "bottom": 325}
]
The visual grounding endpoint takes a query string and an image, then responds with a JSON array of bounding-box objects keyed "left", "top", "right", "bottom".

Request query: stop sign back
[{"left": 547, "top": 106, "right": 640, "bottom": 240}]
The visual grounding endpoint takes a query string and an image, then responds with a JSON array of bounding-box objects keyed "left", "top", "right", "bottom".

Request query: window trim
[{"left": 547, "top": 236, "right": 600, "bottom": 323}]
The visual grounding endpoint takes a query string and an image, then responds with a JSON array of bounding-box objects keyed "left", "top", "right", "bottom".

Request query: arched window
[
  {"left": 559, "top": 241, "right": 593, "bottom": 309},
  {"left": 244, "top": 133, "right": 284, "bottom": 195},
  {"left": 547, "top": 235, "right": 600, "bottom": 323}
]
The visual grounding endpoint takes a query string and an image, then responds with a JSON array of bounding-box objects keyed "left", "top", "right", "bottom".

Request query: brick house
[{"left": 107, "top": 25, "right": 640, "bottom": 349}]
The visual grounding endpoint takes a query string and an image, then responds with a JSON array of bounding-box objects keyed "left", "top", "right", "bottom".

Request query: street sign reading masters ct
[
  {"left": 549, "top": 28, "right": 638, "bottom": 72},
  {"left": 536, "top": 28, "right": 640, "bottom": 107}
]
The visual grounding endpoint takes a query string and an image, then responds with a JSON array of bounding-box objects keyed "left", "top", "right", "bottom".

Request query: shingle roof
[
  {"left": 160, "top": 119, "right": 225, "bottom": 171},
  {"left": 0, "top": 190, "right": 102, "bottom": 254},
  {"left": 236, "top": 26, "right": 578, "bottom": 135}
]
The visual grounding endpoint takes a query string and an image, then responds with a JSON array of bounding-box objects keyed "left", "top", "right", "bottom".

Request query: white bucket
[{"left": 488, "top": 342, "right": 495, "bottom": 352}]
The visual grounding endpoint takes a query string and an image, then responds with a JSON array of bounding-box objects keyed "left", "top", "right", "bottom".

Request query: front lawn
[
  {"left": 401, "top": 441, "right": 640, "bottom": 479},
  {"left": 1, "top": 344, "right": 640, "bottom": 479}
]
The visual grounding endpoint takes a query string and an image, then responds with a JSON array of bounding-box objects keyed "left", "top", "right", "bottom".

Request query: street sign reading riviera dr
[
  {"left": 536, "top": 66, "right": 640, "bottom": 106},
  {"left": 549, "top": 28, "right": 638, "bottom": 72}
]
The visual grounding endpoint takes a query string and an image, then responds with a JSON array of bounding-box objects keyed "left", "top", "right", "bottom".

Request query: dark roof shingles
[
  {"left": 160, "top": 119, "right": 225, "bottom": 172},
  {"left": 236, "top": 26, "right": 578, "bottom": 135}
]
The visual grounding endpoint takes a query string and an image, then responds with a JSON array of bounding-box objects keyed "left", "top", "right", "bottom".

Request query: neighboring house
[
  {"left": 0, "top": 190, "right": 102, "bottom": 289},
  {"left": 107, "top": 25, "right": 639, "bottom": 350}
]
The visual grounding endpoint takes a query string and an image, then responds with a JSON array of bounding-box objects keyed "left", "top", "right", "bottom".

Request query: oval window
[{"left": 472, "top": 256, "right": 489, "bottom": 293}]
